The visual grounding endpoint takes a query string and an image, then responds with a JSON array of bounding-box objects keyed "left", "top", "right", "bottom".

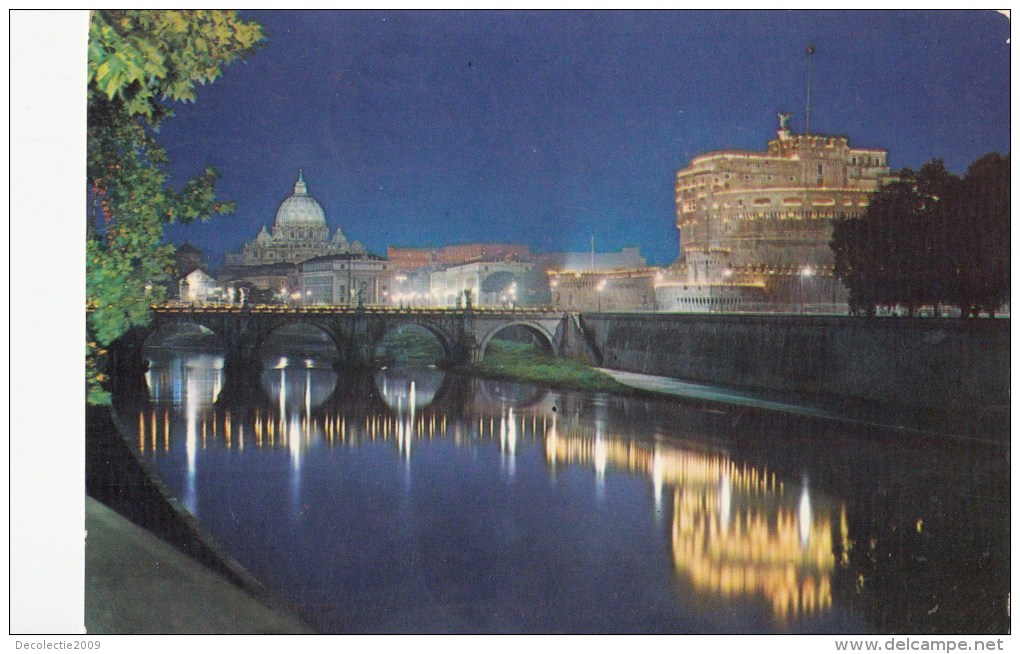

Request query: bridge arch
[
  {"left": 476, "top": 320, "right": 558, "bottom": 362},
  {"left": 137, "top": 320, "right": 228, "bottom": 405},
  {"left": 258, "top": 318, "right": 345, "bottom": 365},
  {"left": 145, "top": 314, "right": 230, "bottom": 346},
  {"left": 142, "top": 319, "right": 226, "bottom": 351},
  {"left": 131, "top": 306, "right": 568, "bottom": 377},
  {"left": 372, "top": 320, "right": 458, "bottom": 367}
]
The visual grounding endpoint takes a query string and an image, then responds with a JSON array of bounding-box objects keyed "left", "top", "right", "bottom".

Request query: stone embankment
[{"left": 578, "top": 314, "right": 1009, "bottom": 441}]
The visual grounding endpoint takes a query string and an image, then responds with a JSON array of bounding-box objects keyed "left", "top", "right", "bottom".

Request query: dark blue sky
[{"left": 159, "top": 10, "right": 1010, "bottom": 266}]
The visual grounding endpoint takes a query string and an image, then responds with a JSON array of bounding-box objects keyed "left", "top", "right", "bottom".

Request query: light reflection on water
[{"left": 131, "top": 350, "right": 862, "bottom": 633}]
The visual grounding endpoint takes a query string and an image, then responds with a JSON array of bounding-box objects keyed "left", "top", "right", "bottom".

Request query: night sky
[{"left": 158, "top": 10, "right": 1010, "bottom": 267}]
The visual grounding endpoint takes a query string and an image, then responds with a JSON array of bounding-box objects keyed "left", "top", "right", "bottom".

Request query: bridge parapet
[{"left": 150, "top": 303, "right": 562, "bottom": 318}]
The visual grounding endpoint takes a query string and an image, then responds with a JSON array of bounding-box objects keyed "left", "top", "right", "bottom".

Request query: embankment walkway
[
  {"left": 598, "top": 368, "right": 1004, "bottom": 443},
  {"left": 85, "top": 496, "right": 311, "bottom": 634}
]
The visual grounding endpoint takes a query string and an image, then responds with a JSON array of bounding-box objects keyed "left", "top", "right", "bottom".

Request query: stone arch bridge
[{"left": 106, "top": 305, "right": 599, "bottom": 401}]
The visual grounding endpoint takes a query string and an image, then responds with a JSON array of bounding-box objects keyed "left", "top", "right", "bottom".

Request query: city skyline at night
[
  {"left": 10, "top": 11, "right": 1011, "bottom": 636},
  {"left": 156, "top": 10, "right": 1010, "bottom": 267}
]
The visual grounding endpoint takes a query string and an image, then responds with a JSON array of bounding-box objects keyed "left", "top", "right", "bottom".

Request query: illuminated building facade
[
  {"left": 225, "top": 171, "right": 366, "bottom": 268},
  {"left": 387, "top": 243, "right": 531, "bottom": 270},
  {"left": 547, "top": 268, "right": 658, "bottom": 312},
  {"left": 387, "top": 244, "right": 539, "bottom": 307},
  {"left": 532, "top": 246, "right": 647, "bottom": 273},
  {"left": 297, "top": 253, "right": 394, "bottom": 306},
  {"left": 178, "top": 268, "right": 219, "bottom": 304},
  {"left": 428, "top": 260, "right": 543, "bottom": 308},
  {"left": 662, "top": 115, "right": 895, "bottom": 312},
  {"left": 219, "top": 171, "right": 374, "bottom": 297}
]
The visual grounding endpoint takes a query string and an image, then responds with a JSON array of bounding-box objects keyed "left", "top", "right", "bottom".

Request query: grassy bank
[
  {"left": 375, "top": 325, "right": 445, "bottom": 366},
  {"left": 471, "top": 339, "right": 630, "bottom": 394}
]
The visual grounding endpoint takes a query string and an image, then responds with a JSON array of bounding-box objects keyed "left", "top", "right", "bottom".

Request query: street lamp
[{"left": 596, "top": 279, "right": 607, "bottom": 312}]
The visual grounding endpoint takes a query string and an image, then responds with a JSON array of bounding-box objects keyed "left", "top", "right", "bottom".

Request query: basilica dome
[
  {"left": 230, "top": 170, "right": 360, "bottom": 268},
  {"left": 274, "top": 170, "right": 326, "bottom": 228}
]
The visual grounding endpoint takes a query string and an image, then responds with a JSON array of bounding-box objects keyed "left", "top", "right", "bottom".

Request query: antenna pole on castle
[{"left": 805, "top": 44, "right": 816, "bottom": 135}]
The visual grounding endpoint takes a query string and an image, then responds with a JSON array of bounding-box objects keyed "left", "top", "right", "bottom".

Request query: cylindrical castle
[{"left": 664, "top": 116, "right": 895, "bottom": 311}]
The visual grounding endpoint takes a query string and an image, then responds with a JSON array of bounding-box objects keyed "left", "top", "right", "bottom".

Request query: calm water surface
[{"left": 120, "top": 349, "right": 1009, "bottom": 634}]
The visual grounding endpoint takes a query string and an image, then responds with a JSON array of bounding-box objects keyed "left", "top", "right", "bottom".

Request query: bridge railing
[{"left": 147, "top": 303, "right": 563, "bottom": 316}]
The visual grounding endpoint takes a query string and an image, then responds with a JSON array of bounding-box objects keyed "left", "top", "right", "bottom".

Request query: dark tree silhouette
[
  {"left": 831, "top": 154, "right": 1008, "bottom": 318},
  {"left": 953, "top": 154, "right": 1010, "bottom": 317}
]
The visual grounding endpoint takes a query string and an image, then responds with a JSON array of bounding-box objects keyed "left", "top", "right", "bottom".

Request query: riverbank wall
[
  {"left": 85, "top": 405, "right": 311, "bottom": 628},
  {"left": 578, "top": 313, "right": 1010, "bottom": 439}
]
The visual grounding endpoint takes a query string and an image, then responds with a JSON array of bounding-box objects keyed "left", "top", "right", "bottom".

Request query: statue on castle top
[{"left": 778, "top": 112, "right": 792, "bottom": 132}]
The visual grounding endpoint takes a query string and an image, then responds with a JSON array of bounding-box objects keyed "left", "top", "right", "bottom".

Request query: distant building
[
  {"left": 664, "top": 115, "right": 896, "bottom": 312},
  {"left": 387, "top": 243, "right": 652, "bottom": 309},
  {"left": 220, "top": 170, "right": 376, "bottom": 297},
  {"left": 179, "top": 269, "right": 219, "bottom": 304},
  {"left": 653, "top": 279, "right": 768, "bottom": 313},
  {"left": 548, "top": 268, "right": 658, "bottom": 312},
  {"left": 297, "top": 253, "right": 394, "bottom": 306},
  {"left": 387, "top": 246, "right": 436, "bottom": 270},
  {"left": 386, "top": 243, "right": 540, "bottom": 307},
  {"left": 389, "top": 266, "right": 441, "bottom": 307},
  {"left": 219, "top": 262, "right": 297, "bottom": 301},
  {"left": 436, "top": 243, "right": 530, "bottom": 265},
  {"left": 388, "top": 243, "right": 531, "bottom": 270},
  {"left": 429, "top": 260, "right": 546, "bottom": 308},
  {"left": 533, "top": 246, "right": 647, "bottom": 273},
  {"left": 223, "top": 170, "right": 367, "bottom": 273}
]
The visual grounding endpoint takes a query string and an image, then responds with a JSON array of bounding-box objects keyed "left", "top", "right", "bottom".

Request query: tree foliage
[
  {"left": 89, "top": 11, "right": 264, "bottom": 121},
  {"left": 87, "top": 10, "right": 263, "bottom": 403},
  {"left": 951, "top": 154, "right": 1010, "bottom": 316},
  {"left": 831, "top": 154, "right": 1009, "bottom": 317}
]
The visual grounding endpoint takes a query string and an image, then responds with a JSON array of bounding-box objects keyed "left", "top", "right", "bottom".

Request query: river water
[{"left": 117, "top": 348, "right": 1009, "bottom": 634}]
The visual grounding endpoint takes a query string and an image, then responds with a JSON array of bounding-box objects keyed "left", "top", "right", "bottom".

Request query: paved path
[
  {"left": 599, "top": 369, "right": 842, "bottom": 419},
  {"left": 599, "top": 369, "right": 1005, "bottom": 444},
  {"left": 85, "top": 497, "right": 312, "bottom": 634}
]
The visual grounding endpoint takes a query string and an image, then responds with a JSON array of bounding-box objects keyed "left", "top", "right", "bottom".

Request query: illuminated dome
[{"left": 274, "top": 170, "right": 326, "bottom": 228}]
